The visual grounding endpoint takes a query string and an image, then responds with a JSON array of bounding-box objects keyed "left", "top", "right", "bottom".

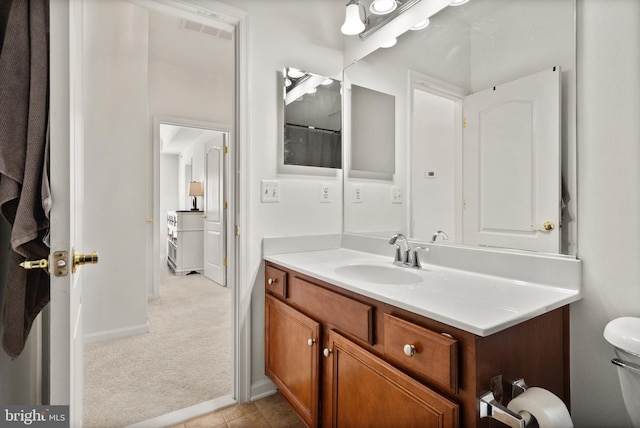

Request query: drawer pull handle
[
  {"left": 323, "top": 348, "right": 332, "bottom": 358},
  {"left": 307, "top": 338, "right": 316, "bottom": 347},
  {"left": 403, "top": 344, "right": 417, "bottom": 357},
  {"left": 267, "top": 278, "right": 277, "bottom": 285}
]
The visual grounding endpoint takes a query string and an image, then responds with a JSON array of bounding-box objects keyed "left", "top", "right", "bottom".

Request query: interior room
[{"left": 0, "top": 0, "right": 639, "bottom": 427}]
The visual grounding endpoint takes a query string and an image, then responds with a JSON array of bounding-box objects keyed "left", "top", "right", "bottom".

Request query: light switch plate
[
  {"left": 261, "top": 180, "right": 280, "bottom": 203},
  {"left": 320, "top": 183, "right": 332, "bottom": 203},
  {"left": 391, "top": 186, "right": 402, "bottom": 204}
]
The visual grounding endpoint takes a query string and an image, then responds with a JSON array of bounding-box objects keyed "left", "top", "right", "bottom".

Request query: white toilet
[{"left": 604, "top": 317, "right": 640, "bottom": 428}]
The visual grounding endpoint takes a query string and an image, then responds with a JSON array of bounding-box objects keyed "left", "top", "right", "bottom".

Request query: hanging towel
[{"left": 0, "top": 0, "right": 51, "bottom": 358}]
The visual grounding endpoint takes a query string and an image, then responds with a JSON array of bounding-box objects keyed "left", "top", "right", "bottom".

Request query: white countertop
[{"left": 264, "top": 247, "right": 581, "bottom": 337}]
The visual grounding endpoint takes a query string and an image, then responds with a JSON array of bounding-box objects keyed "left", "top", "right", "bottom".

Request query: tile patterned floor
[{"left": 172, "top": 392, "right": 305, "bottom": 428}]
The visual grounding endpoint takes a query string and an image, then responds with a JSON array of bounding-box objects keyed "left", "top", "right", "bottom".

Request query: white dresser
[{"left": 167, "top": 210, "right": 204, "bottom": 274}]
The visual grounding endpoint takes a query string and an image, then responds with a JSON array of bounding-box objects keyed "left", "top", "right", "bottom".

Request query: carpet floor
[{"left": 83, "top": 266, "right": 232, "bottom": 427}]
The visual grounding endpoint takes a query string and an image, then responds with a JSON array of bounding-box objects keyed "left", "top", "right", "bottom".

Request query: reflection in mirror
[
  {"left": 281, "top": 67, "right": 342, "bottom": 173},
  {"left": 350, "top": 84, "right": 395, "bottom": 180},
  {"left": 342, "top": 0, "right": 576, "bottom": 255}
]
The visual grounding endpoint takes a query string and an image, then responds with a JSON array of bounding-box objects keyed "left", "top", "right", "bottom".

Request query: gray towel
[{"left": 0, "top": 0, "right": 50, "bottom": 358}]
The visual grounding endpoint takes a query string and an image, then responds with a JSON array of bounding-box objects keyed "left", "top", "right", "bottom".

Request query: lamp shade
[
  {"left": 341, "top": 2, "right": 365, "bottom": 35},
  {"left": 188, "top": 181, "right": 204, "bottom": 197}
]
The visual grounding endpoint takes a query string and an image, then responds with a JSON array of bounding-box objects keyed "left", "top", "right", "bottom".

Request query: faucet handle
[{"left": 410, "top": 246, "right": 429, "bottom": 268}]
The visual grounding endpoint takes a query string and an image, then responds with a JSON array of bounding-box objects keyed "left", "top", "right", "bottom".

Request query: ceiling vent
[{"left": 180, "top": 19, "right": 233, "bottom": 41}]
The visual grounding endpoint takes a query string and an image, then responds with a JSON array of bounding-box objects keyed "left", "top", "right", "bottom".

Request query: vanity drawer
[
  {"left": 265, "top": 264, "right": 287, "bottom": 298},
  {"left": 383, "top": 314, "right": 458, "bottom": 393},
  {"left": 288, "top": 276, "right": 374, "bottom": 345}
]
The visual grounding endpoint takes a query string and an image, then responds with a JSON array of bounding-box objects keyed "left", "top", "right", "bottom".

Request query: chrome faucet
[
  {"left": 431, "top": 230, "right": 450, "bottom": 243},
  {"left": 389, "top": 234, "right": 429, "bottom": 268},
  {"left": 389, "top": 233, "right": 409, "bottom": 265}
]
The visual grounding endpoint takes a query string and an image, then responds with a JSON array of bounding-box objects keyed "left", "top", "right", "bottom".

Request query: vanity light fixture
[
  {"left": 321, "top": 78, "right": 334, "bottom": 85},
  {"left": 341, "top": 0, "right": 366, "bottom": 35},
  {"left": 287, "top": 67, "right": 306, "bottom": 79},
  {"left": 449, "top": 0, "right": 470, "bottom": 6},
  {"left": 341, "top": 0, "right": 422, "bottom": 39},
  {"left": 188, "top": 181, "right": 204, "bottom": 211},
  {"left": 370, "top": 0, "right": 397, "bottom": 15}
]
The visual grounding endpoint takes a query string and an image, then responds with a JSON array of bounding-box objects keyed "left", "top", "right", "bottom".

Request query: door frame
[
  {"left": 138, "top": 0, "right": 252, "bottom": 410},
  {"left": 151, "top": 116, "right": 230, "bottom": 299},
  {"left": 408, "top": 70, "right": 466, "bottom": 240}
]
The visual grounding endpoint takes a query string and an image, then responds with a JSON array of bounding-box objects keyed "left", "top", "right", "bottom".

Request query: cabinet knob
[
  {"left": 323, "top": 348, "right": 332, "bottom": 358},
  {"left": 403, "top": 344, "right": 417, "bottom": 357},
  {"left": 307, "top": 338, "right": 316, "bottom": 347},
  {"left": 267, "top": 278, "right": 277, "bottom": 285}
]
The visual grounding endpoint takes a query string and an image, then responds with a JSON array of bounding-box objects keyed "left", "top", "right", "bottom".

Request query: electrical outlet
[
  {"left": 391, "top": 186, "right": 402, "bottom": 204},
  {"left": 320, "top": 183, "right": 332, "bottom": 203},
  {"left": 261, "top": 180, "right": 280, "bottom": 203},
  {"left": 352, "top": 185, "right": 364, "bottom": 203}
]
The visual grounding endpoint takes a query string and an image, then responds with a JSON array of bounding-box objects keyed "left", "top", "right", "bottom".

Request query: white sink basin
[{"left": 334, "top": 264, "right": 423, "bottom": 285}]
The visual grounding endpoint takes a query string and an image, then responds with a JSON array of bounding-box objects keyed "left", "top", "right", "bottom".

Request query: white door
[
  {"left": 463, "top": 67, "right": 561, "bottom": 253},
  {"left": 204, "top": 135, "right": 226, "bottom": 285},
  {"left": 49, "top": 1, "right": 88, "bottom": 424}
]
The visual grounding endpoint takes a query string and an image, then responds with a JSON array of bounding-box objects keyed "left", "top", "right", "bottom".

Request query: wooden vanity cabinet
[
  {"left": 264, "top": 261, "right": 570, "bottom": 428},
  {"left": 265, "top": 294, "right": 321, "bottom": 427}
]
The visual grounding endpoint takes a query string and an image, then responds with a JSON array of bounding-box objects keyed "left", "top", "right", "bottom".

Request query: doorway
[{"left": 80, "top": 0, "right": 238, "bottom": 426}]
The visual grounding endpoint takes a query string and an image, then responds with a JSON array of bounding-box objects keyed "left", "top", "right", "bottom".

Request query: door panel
[
  {"left": 463, "top": 67, "right": 561, "bottom": 253},
  {"left": 204, "top": 137, "right": 226, "bottom": 285}
]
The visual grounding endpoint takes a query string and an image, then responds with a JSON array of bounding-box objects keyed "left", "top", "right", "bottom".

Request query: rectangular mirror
[
  {"left": 279, "top": 67, "right": 342, "bottom": 175},
  {"left": 342, "top": 0, "right": 576, "bottom": 255},
  {"left": 349, "top": 84, "right": 395, "bottom": 180}
]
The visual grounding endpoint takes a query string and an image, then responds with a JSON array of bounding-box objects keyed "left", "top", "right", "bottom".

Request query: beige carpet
[{"left": 83, "top": 266, "right": 232, "bottom": 427}]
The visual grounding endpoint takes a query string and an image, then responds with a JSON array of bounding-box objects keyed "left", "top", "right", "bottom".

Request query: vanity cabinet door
[
  {"left": 265, "top": 295, "right": 321, "bottom": 428},
  {"left": 324, "top": 330, "right": 459, "bottom": 428}
]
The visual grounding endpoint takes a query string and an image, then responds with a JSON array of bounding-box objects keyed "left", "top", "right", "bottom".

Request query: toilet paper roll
[{"left": 507, "top": 387, "right": 573, "bottom": 428}]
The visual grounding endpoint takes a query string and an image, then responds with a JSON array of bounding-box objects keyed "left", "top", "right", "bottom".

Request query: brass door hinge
[
  {"left": 235, "top": 225, "right": 240, "bottom": 236},
  {"left": 223, "top": 258, "right": 228, "bottom": 266},
  {"left": 463, "top": 117, "right": 467, "bottom": 128},
  {"left": 223, "top": 146, "right": 228, "bottom": 154},
  {"left": 223, "top": 202, "right": 228, "bottom": 210}
]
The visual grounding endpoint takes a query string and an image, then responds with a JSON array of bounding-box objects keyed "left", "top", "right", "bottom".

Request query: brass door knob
[{"left": 73, "top": 250, "right": 99, "bottom": 273}]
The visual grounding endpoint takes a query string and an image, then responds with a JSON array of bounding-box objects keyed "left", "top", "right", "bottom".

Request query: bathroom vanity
[{"left": 263, "top": 239, "right": 581, "bottom": 428}]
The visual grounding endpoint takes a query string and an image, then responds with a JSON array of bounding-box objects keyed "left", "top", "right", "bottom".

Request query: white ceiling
[{"left": 160, "top": 124, "right": 221, "bottom": 155}]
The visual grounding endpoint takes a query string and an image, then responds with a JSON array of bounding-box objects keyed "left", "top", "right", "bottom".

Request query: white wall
[
  {"left": 229, "top": 0, "right": 344, "bottom": 393},
  {"left": 572, "top": 1, "right": 640, "bottom": 426},
  {"left": 82, "top": 0, "right": 150, "bottom": 341}
]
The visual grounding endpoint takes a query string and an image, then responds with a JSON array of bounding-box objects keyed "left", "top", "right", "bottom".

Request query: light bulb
[
  {"left": 370, "top": 0, "right": 396, "bottom": 15},
  {"left": 380, "top": 38, "right": 397, "bottom": 48},
  {"left": 341, "top": 2, "right": 365, "bottom": 35},
  {"left": 410, "top": 18, "right": 430, "bottom": 31}
]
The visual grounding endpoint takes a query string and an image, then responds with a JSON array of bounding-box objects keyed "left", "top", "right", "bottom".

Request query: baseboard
[
  {"left": 125, "top": 394, "right": 236, "bottom": 428},
  {"left": 250, "top": 377, "right": 277, "bottom": 401},
  {"left": 83, "top": 323, "right": 150, "bottom": 344}
]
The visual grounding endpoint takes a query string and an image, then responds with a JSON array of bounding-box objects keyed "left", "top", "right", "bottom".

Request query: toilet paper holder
[{"left": 479, "top": 377, "right": 532, "bottom": 428}]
